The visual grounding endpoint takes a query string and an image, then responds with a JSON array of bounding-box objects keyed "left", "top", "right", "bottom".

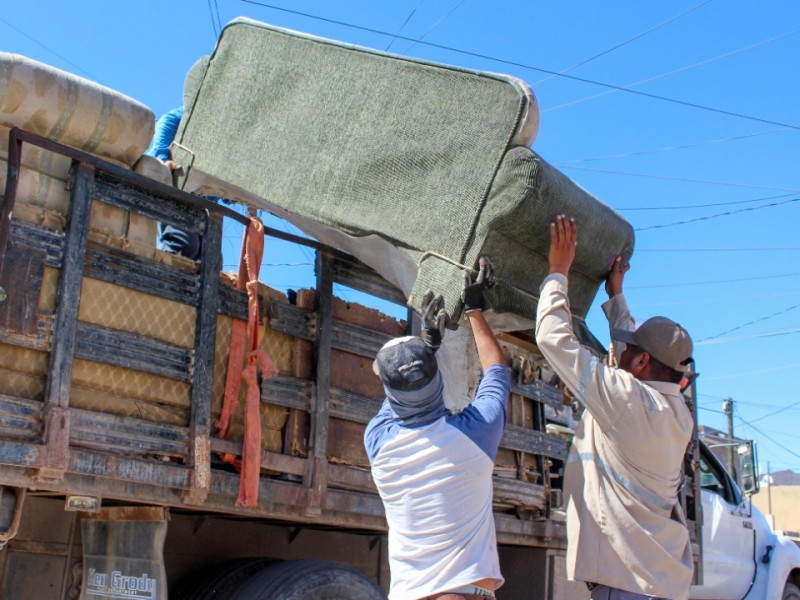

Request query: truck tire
[
  {"left": 784, "top": 583, "right": 800, "bottom": 600},
  {"left": 171, "top": 558, "right": 275, "bottom": 600},
  {"left": 230, "top": 559, "right": 385, "bottom": 599}
]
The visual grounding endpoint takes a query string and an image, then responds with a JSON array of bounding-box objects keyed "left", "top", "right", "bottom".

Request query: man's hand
[
  {"left": 548, "top": 214, "right": 577, "bottom": 275},
  {"left": 420, "top": 291, "right": 446, "bottom": 352},
  {"left": 605, "top": 255, "right": 630, "bottom": 298},
  {"left": 462, "top": 256, "right": 495, "bottom": 313}
]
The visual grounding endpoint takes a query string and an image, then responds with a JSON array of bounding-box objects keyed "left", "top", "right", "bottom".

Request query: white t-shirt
[{"left": 365, "top": 365, "right": 509, "bottom": 600}]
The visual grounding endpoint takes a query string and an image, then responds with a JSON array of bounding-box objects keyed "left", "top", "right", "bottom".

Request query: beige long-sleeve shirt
[{"left": 535, "top": 273, "right": 693, "bottom": 599}]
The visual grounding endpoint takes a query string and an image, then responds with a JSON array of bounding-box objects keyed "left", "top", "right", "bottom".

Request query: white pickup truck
[{"left": 690, "top": 439, "right": 800, "bottom": 600}]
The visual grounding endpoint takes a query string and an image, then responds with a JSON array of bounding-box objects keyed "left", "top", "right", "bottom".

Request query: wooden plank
[
  {"left": 501, "top": 424, "right": 568, "bottom": 461},
  {"left": 0, "top": 240, "right": 46, "bottom": 335},
  {"left": 70, "top": 408, "right": 189, "bottom": 457},
  {"left": 210, "top": 438, "right": 306, "bottom": 477},
  {"left": 284, "top": 290, "right": 315, "bottom": 459},
  {"left": 9, "top": 219, "right": 64, "bottom": 267},
  {"left": 94, "top": 175, "right": 205, "bottom": 234},
  {"left": 0, "top": 395, "right": 43, "bottom": 440},
  {"left": 329, "top": 387, "right": 382, "bottom": 425},
  {"left": 74, "top": 321, "right": 192, "bottom": 382},
  {"left": 327, "top": 418, "right": 369, "bottom": 468},
  {"left": 492, "top": 476, "right": 547, "bottom": 510},
  {"left": 38, "top": 162, "right": 96, "bottom": 479},
  {"left": 511, "top": 379, "right": 564, "bottom": 409},
  {"left": 45, "top": 162, "right": 94, "bottom": 409},
  {"left": 269, "top": 299, "right": 313, "bottom": 340},
  {"left": 331, "top": 290, "right": 406, "bottom": 335},
  {"left": 261, "top": 375, "right": 312, "bottom": 411},
  {"left": 328, "top": 463, "right": 375, "bottom": 494},
  {"left": 184, "top": 212, "right": 223, "bottom": 504},
  {"left": 270, "top": 299, "right": 395, "bottom": 359},
  {"left": 330, "top": 253, "right": 406, "bottom": 306},
  {"left": 84, "top": 241, "right": 201, "bottom": 306},
  {"left": 330, "top": 349, "right": 384, "bottom": 399},
  {"left": 0, "top": 131, "right": 23, "bottom": 275},
  {"left": 307, "top": 249, "right": 334, "bottom": 507}
]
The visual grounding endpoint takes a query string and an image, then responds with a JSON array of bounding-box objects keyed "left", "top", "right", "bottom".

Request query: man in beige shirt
[{"left": 535, "top": 215, "right": 694, "bottom": 599}]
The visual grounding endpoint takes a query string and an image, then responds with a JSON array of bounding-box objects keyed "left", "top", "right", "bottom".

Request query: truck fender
[{"left": 763, "top": 535, "right": 800, "bottom": 599}]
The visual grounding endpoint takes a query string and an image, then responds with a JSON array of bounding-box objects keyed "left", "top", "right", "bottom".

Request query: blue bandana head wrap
[{"left": 384, "top": 370, "right": 447, "bottom": 426}]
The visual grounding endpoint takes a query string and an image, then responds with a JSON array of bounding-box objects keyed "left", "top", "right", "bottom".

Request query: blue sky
[{"left": 3, "top": 1, "right": 799, "bottom": 476}]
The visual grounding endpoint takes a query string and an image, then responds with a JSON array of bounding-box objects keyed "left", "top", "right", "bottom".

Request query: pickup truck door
[{"left": 690, "top": 446, "right": 756, "bottom": 600}]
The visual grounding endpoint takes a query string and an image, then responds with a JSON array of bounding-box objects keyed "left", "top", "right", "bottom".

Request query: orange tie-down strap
[{"left": 216, "top": 216, "right": 278, "bottom": 507}]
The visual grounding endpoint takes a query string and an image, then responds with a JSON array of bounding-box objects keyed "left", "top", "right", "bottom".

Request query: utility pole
[
  {"left": 767, "top": 461, "right": 772, "bottom": 515},
  {"left": 723, "top": 397, "right": 735, "bottom": 477}
]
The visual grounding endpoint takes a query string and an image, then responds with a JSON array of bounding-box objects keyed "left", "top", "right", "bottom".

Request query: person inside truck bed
[
  {"left": 144, "top": 106, "right": 202, "bottom": 260},
  {"left": 535, "top": 215, "right": 694, "bottom": 600},
  {"left": 364, "top": 257, "right": 510, "bottom": 600}
]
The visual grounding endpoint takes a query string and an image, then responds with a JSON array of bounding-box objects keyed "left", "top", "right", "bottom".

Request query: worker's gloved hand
[
  {"left": 420, "top": 291, "right": 446, "bottom": 352},
  {"left": 462, "top": 256, "right": 495, "bottom": 313}
]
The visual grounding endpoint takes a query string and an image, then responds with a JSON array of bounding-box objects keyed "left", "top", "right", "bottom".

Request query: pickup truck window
[{"left": 699, "top": 446, "right": 741, "bottom": 506}]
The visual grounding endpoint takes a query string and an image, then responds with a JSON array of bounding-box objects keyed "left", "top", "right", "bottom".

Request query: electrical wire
[
  {"left": 213, "top": 0, "right": 224, "bottom": 32},
  {"left": 617, "top": 192, "right": 797, "bottom": 211},
  {"left": 545, "top": 27, "right": 800, "bottom": 113},
  {"left": 399, "top": 0, "right": 467, "bottom": 54},
  {"left": 695, "top": 327, "right": 800, "bottom": 346},
  {"left": 207, "top": 0, "right": 220, "bottom": 37},
  {"left": 0, "top": 15, "right": 99, "bottom": 80},
  {"left": 697, "top": 303, "right": 800, "bottom": 343},
  {"left": 638, "top": 247, "right": 800, "bottom": 252},
  {"left": 634, "top": 197, "right": 799, "bottom": 232},
  {"left": 746, "top": 400, "right": 800, "bottom": 426},
  {"left": 532, "top": 0, "right": 712, "bottom": 87},
  {"left": 385, "top": 0, "right": 426, "bottom": 51},
  {"left": 628, "top": 270, "right": 800, "bottom": 289},
  {"left": 555, "top": 166, "right": 800, "bottom": 194},
  {"left": 237, "top": 0, "right": 800, "bottom": 130},
  {"left": 735, "top": 416, "right": 800, "bottom": 461},
  {"left": 558, "top": 128, "right": 791, "bottom": 167}
]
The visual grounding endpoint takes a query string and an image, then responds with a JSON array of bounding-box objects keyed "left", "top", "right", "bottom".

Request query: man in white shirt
[
  {"left": 365, "top": 258, "right": 510, "bottom": 600},
  {"left": 535, "top": 215, "right": 694, "bottom": 600}
]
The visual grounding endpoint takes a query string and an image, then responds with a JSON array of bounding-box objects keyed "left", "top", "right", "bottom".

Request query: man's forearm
[{"left": 468, "top": 311, "right": 505, "bottom": 371}]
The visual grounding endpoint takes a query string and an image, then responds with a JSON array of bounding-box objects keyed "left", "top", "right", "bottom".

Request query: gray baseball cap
[
  {"left": 610, "top": 316, "right": 693, "bottom": 373},
  {"left": 373, "top": 336, "right": 438, "bottom": 391}
]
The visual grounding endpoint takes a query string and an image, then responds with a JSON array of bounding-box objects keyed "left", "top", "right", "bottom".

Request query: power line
[
  {"left": 746, "top": 400, "right": 800, "bottom": 426},
  {"left": 385, "top": 0, "right": 425, "bottom": 51},
  {"left": 400, "top": 0, "right": 467, "bottom": 54},
  {"left": 634, "top": 197, "right": 799, "bottom": 232},
  {"left": 697, "top": 302, "right": 800, "bottom": 343},
  {"left": 556, "top": 166, "right": 800, "bottom": 194},
  {"left": 532, "top": 0, "right": 712, "bottom": 87},
  {"left": 696, "top": 327, "right": 800, "bottom": 346},
  {"left": 238, "top": 0, "right": 800, "bottom": 130},
  {"left": 207, "top": 0, "right": 220, "bottom": 37},
  {"left": 213, "top": 0, "right": 224, "bottom": 32},
  {"left": 638, "top": 247, "right": 800, "bottom": 252},
  {"left": 628, "top": 270, "right": 800, "bottom": 289},
  {"left": 0, "top": 15, "right": 98, "bottom": 80},
  {"left": 617, "top": 192, "right": 796, "bottom": 211},
  {"left": 735, "top": 416, "right": 800, "bottom": 461},
  {"left": 559, "top": 128, "right": 791, "bottom": 167},
  {"left": 545, "top": 27, "right": 800, "bottom": 113}
]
